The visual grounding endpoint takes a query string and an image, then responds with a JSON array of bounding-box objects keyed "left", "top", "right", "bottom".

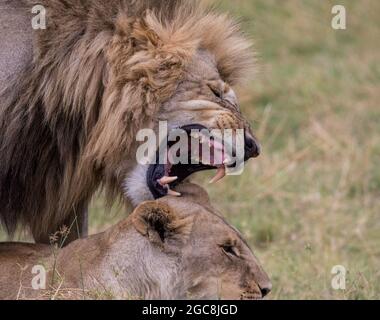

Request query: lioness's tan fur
[{"left": 0, "top": 184, "right": 271, "bottom": 300}]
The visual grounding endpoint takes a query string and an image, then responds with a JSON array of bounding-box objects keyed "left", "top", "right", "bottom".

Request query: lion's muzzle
[{"left": 244, "top": 132, "right": 261, "bottom": 160}]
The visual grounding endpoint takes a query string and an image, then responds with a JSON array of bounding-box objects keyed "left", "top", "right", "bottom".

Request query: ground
[{"left": 1, "top": 0, "right": 379, "bottom": 299}]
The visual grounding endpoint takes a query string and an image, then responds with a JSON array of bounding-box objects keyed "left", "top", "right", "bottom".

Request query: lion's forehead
[{"left": 186, "top": 50, "right": 220, "bottom": 77}]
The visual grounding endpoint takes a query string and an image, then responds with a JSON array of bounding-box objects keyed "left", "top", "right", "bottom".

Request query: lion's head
[
  {"left": 89, "top": 1, "right": 261, "bottom": 205},
  {"left": 0, "top": 0, "right": 259, "bottom": 241}
]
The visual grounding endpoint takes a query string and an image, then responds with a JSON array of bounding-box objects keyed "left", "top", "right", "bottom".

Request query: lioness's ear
[{"left": 132, "top": 201, "right": 194, "bottom": 247}]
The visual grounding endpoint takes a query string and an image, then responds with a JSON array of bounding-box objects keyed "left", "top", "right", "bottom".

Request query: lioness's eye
[{"left": 221, "top": 244, "right": 239, "bottom": 257}]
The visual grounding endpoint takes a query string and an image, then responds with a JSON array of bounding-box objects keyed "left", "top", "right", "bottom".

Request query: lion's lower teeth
[
  {"left": 167, "top": 188, "right": 181, "bottom": 197},
  {"left": 223, "top": 156, "right": 233, "bottom": 165},
  {"left": 209, "top": 166, "right": 226, "bottom": 184},
  {"left": 159, "top": 176, "right": 178, "bottom": 185}
]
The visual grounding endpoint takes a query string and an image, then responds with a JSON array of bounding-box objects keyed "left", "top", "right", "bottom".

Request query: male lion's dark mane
[{"left": 0, "top": 0, "right": 253, "bottom": 240}]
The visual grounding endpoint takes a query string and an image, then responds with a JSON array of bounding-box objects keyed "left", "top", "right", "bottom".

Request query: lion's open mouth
[{"left": 147, "top": 124, "right": 235, "bottom": 199}]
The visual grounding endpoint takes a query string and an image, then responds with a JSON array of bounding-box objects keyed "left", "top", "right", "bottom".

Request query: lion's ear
[
  {"left": 113, "top": 12, "right": 162, "bottom": 51},
  {"left": 129, "top": 11, "right": 198, "bottom": 56},
  {"left": 132, "top": 201, "right": 194, "bottom": 247}
]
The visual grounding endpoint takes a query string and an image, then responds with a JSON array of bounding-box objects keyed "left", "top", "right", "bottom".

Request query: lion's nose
[{"left": 244, "top": 133, "right": 261, "bottom": 160}]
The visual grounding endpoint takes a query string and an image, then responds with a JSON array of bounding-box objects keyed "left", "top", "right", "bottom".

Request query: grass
[
  {"left": 1, "top": 0, "right": 379, "bottom": 299},
  {"left": 203, "top": 0, "right": 380, "bottom": 299}
]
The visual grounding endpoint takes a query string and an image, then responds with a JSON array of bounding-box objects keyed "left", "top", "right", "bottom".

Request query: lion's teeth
[
  {"left": 191, "top": 156, "right": 200, "bottom": 164},
  {"left": 159, "top": 176, "right": 178, "bottom": 185},
  {"left": 209, "top": 166, "right": 226, "bottom": 184},
  {"left": 201, "top": 157, "right": 211, "bottom": 165},
  {"left": 190, "top": 132, "right": 200, "bottom": 139},
  {"left": 200, "top": 134, "right": 208, "bottom": 144},
  {"left": 213, "top": 140, "right": 224, "bottom": 152},
  {"left": 223, "top": 156, "right": 233, "bottom": 165},
  {"left": 167, "top": 188, "right": 181, "bottom": 197}
]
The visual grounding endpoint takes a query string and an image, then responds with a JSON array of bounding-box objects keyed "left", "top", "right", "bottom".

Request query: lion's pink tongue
[
  {"left": 210, "top": 139, "right": 225, "bottom": 166},
  {"left": 209, "top": 166, "right": 226, "bottom": 184}
]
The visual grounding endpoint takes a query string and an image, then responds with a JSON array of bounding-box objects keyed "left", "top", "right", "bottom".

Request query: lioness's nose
[
  {"left": 259, "top": 283, "right": 272, "bottom": 297},
  {"left": 244, "top": 133, "right": 261, "bottom": 160}
]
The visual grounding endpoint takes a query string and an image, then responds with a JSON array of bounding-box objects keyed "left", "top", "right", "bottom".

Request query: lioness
[{"left": 0, "top": 184, "right": 271, "bottom": 300}]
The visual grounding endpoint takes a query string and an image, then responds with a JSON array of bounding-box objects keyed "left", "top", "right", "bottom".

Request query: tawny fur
[
  {"left": 0, "top": 184, "right": 271, "bottom": 300},
  {"left": 0, "top": 0, "right": 254, "bottom": 240}
]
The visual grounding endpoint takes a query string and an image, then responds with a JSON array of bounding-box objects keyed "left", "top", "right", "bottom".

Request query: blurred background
[{"left": 2, "top": 0, "right": 379, "bottom": 299}]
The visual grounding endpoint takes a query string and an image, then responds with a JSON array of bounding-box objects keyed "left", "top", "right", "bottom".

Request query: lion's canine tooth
[
  {"left": 159, "top": 176, "right": 178, "bottom": 185},
  {"left": 209, "top": 166, "right": 226, "bottom": 184},
  {"left": 213, "top": 140, "right": 225, "bottom": 152},
  {"left": 223, "top": 157, "right": 232, "bottom": 165},
  {"left": 191, "top": 156, "right": 200, "bottom": 164},
  {"left": 190, "top": 132, "right": 200, "bottom": 139},
  {"left": 167, "top": 189, "right": 181, "bottom": 197},
  {"left": 202, "top": 157, "right": 211, "bottom": 165},
  {"left": 200, "top": 134, "right": 208, "bottom": 144}
]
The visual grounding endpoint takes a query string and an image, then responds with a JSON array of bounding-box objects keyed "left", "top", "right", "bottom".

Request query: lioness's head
[{"left": 127, "top": 183, "right": 271, "bottom": 299}]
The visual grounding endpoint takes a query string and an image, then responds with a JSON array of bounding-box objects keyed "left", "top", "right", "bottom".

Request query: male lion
[
  {"left": 0, "top": 183, "right": 271, "bottom": 300},
  {"left": 0, "top": 0, "right": 260, "bottom": 243}
]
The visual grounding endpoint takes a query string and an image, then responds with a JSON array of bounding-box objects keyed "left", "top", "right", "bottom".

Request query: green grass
[
  {"left": 1, "top": 0, "right": 379, "bottom": 299},
  {"left": 201, "top": 0, "right": 380, "bottom": 299}
]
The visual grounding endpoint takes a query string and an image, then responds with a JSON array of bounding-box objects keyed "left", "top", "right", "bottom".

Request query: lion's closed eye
[{"left": 207, "top": 83, "right": 223, "bottom": 100}]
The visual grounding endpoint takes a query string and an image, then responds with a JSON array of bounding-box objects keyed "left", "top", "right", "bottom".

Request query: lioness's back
[{"left": 0, "top": 242, "right": 51, "bottom": 299}]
